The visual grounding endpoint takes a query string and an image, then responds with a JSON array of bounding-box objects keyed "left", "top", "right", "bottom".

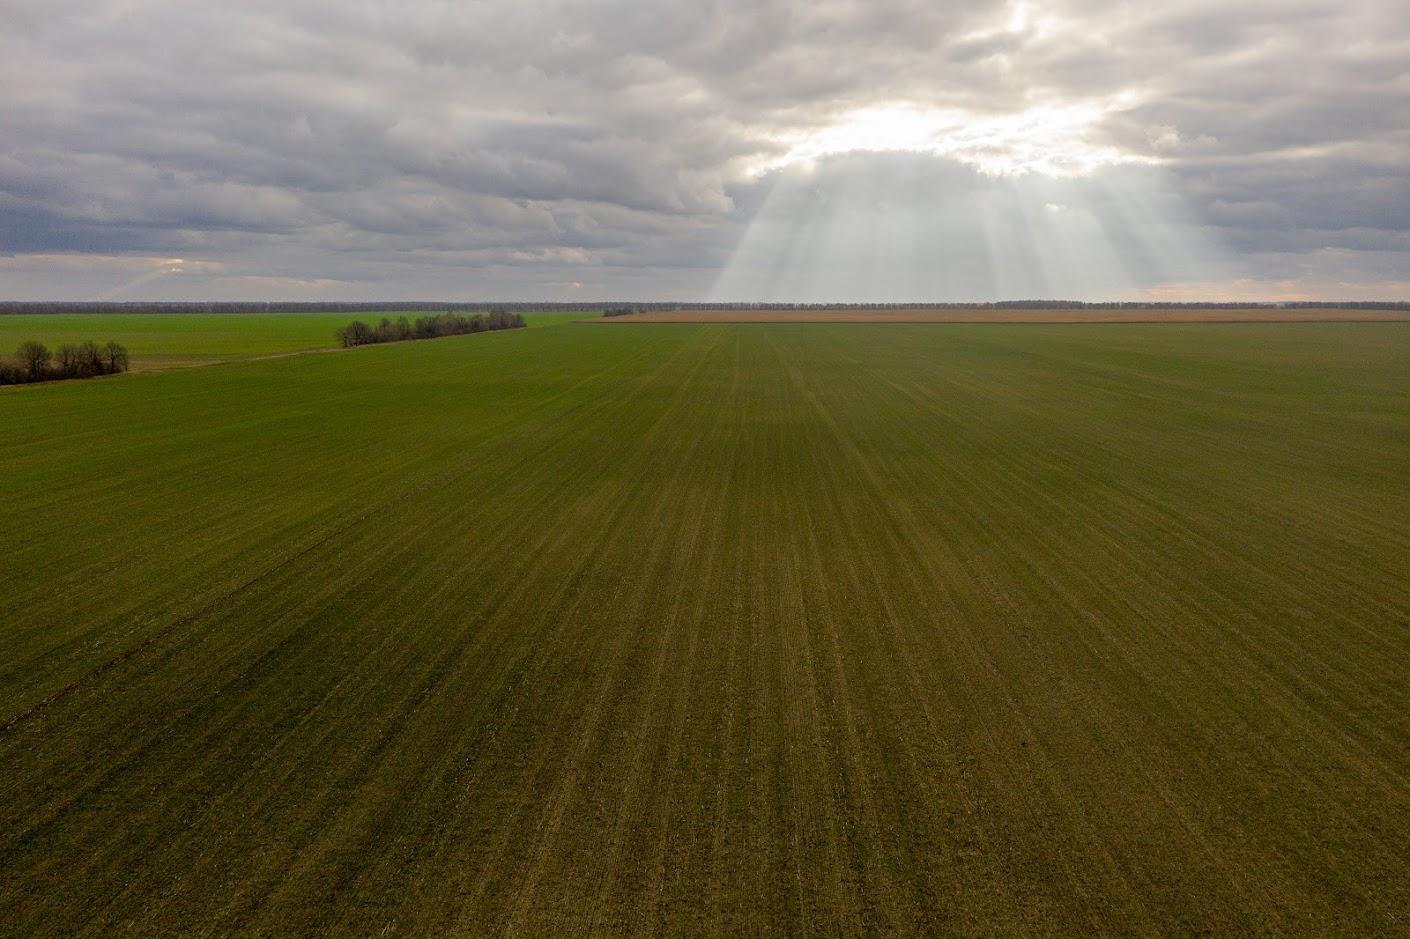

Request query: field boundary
[{"left": 593, "top": 307, "right": 1410, "bottom": 324}]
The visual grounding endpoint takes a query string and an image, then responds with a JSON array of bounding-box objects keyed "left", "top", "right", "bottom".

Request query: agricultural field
[
  {"left": 599, "top": 306, "right": 1410, "bottom": 324},
  {"left": 2, "top": 320, "right": 1409, "bottom": 934},
  {"left": 0, "top": 311, "right": 580, "bottom": 370}
]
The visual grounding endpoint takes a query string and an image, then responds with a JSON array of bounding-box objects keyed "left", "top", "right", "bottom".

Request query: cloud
[{"left": 0, "top": 0, "right": 1406, "bottom": 299}]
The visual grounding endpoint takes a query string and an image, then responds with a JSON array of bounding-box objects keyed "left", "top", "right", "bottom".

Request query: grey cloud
[{"left": 1, "top": 0, "right": 1407, "bottom": 299}]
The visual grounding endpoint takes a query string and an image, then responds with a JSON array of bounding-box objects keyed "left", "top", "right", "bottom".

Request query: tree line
[
  {"left": 336, "top": 310, "right": 526, "bottom": 348},
  {"left": 0, "top": 301, "right": 502, "bottom": 316},
  {"left": 0, "top": 340, "right": 130, "bottom": 385},
  {"left": 7, "top": 300, "right": 1409, "bottom": 319}
]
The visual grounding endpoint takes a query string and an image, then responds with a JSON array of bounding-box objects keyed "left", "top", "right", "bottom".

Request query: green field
[
  {"left": 0, "top": 311, "right": 582, "bottom": 370},
  {"left": 2, "top": 321, "right": 1408, "bottom": 934}
]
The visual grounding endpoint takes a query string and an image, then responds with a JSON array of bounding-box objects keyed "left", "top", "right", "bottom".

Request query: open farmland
[
  {"left": 598, "top": 305, "right": 1410, "bottom": 324},
  {"left": 2, "top": 321, "right": 1409, "bottom": 933},
  {"left": 0, "top": 311, "right": 580, "bottom": 371}
]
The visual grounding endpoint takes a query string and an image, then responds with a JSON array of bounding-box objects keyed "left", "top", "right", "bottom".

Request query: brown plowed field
[{"left": 598, "top": 306, "right": 1410, "bottom": 323}]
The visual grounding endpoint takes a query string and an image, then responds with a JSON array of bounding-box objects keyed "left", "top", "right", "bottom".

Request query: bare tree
[
  {"left": 104, "top": 341, "right": 130, "bottom": 373},
  {"left": 17, "top": 341, "right": 50, "bottom": 380},
  {"left": 78, "top": 340, "right": 104, "bottom": 376},
  {"left": 56, "top": 343, "right": 84, "bottom": 378}
]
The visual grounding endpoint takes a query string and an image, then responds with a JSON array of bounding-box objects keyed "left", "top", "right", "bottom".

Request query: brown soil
[{"left": 595, "top": 307, "right": 1410, "bottom": 324}]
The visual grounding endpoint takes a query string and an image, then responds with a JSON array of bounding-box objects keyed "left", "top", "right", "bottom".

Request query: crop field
[
  {"left": 600, "top": 306, "right": 1410, "bottom": 324},
  {"left": 2, "top": 321, "right": 1409, "bottom": 934},
  {"left": 0, "top": 311, "right": 580, "bottom": 370}
]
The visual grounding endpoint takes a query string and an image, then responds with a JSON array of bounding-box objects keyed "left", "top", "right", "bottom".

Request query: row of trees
[
  {"left": 0, "top": 301, "right": 496, "bottom": 316},
  {"left": 5, "top": 301, "right": 1407, "bottom": 317},
  {"left": 0, "top": 340, "right": 130, "bottom": 385},
  {"left": 336, "top": 311, "right": 526, "bottom": 348}
]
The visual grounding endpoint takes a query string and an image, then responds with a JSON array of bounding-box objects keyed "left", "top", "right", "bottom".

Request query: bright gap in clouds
[
  {"left": 712, "top": 151, "right": 1229, "bottom": 304},
  {"left": 759, "top": 94, "right": 1154, "bottom": 179},
  {"left": 716, "top": 88, "right": 1229, "bottom": 303}
]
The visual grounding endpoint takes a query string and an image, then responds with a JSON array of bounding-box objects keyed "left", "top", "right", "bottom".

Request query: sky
[{"left": 2, "top": 0, "right": 1408, "bottom": 302}]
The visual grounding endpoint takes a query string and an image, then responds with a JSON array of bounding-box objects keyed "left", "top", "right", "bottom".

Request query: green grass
[
  {"left": 1, "top": 322, "right": 1408, "bottom": 934},
  {"left": 0, "top": 311, "right": 584, "bottom": 370}
]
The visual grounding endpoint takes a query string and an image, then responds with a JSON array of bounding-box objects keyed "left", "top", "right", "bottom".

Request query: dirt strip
[{"left": 595, "top": 307, "right": 1410, "bottom": 324}]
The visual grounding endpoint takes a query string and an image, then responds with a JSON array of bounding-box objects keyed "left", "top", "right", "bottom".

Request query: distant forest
[
  {"left": 2, "top": 300, "right": 1408, "bottom": 316},
  {"left": 0, "top": 302, "right": 513, "bottom": 315}
]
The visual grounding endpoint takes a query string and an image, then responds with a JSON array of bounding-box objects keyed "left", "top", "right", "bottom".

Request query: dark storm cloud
[{"left": 1, "top": 0, "right": 1406, "bottom": 299}]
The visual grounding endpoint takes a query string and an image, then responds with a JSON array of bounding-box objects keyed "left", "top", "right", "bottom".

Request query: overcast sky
[{"left": 2, "top": 0, "right": 1407, "bottom": 301}]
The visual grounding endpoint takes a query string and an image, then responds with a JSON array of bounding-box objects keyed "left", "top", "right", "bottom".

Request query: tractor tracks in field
[{"left": 0, "top": 330, "right": 681, "bottom": 738}]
